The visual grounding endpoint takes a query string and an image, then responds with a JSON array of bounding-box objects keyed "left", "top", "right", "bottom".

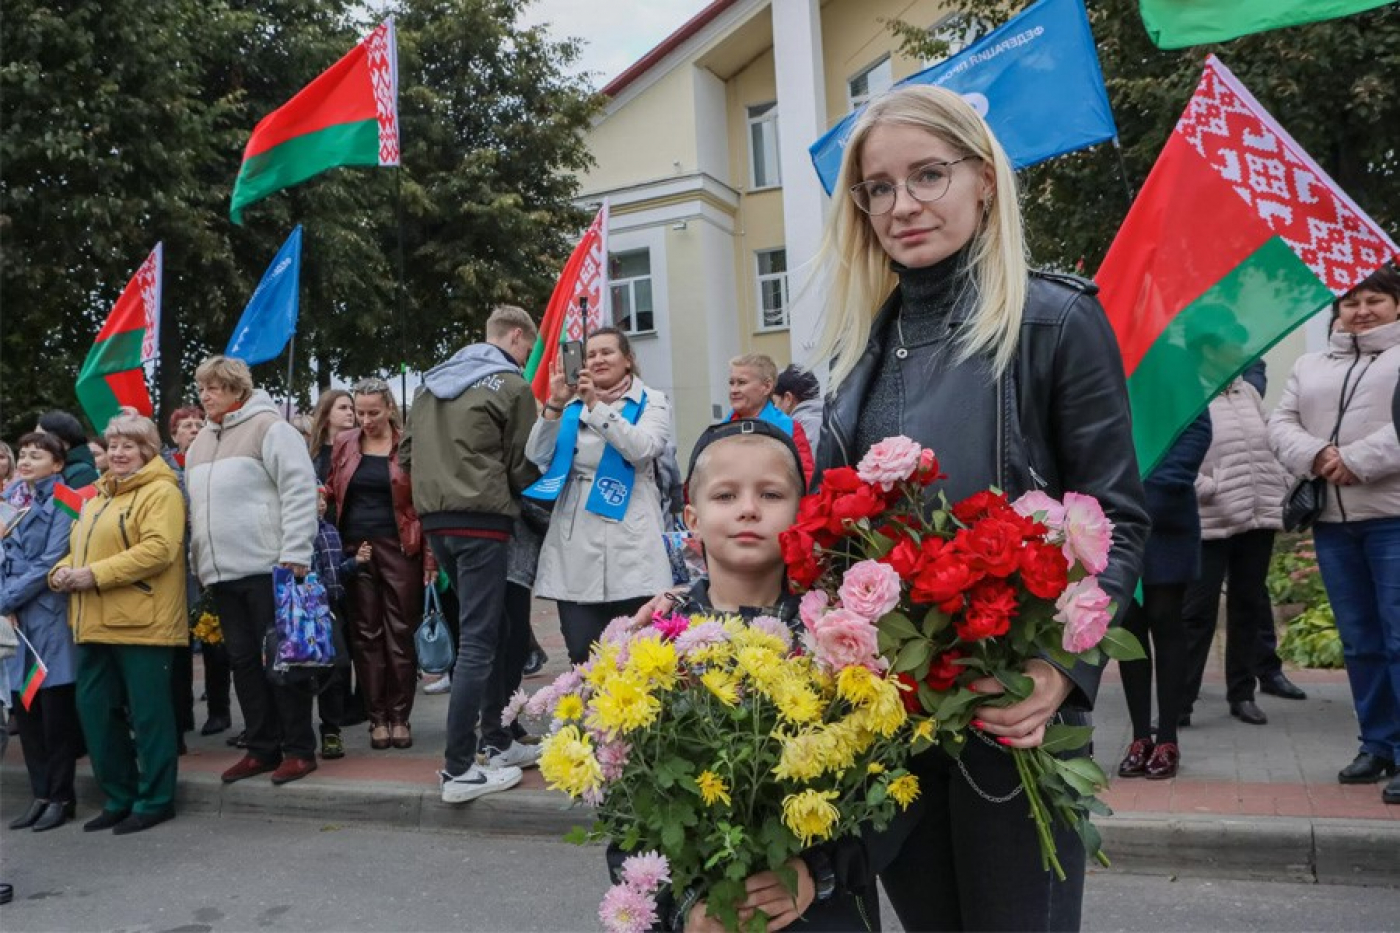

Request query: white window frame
[
  {"left": 747, "top": 101, "right": 782, "bottom": 190},
  {"left": 754, "top": 248, "right": 789, "bottom": 332},
  {"left": 609, "top": 249, "right": 656, "bottom": 336},
  {"left": 848, "top": 55, "right": 893, "bottom": 111}
]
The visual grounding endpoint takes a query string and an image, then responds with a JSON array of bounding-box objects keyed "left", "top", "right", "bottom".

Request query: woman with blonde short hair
[{"left": 813, "top": 85, "right": 1149, "bottom": 930}]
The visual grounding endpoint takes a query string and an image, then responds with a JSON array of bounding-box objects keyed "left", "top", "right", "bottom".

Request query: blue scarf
[
  {"left": 729, "top": 400, "right": 797, "bottom": 438},
  {"left": 525, "top": 392, "right": 649, "bottom": 522}
]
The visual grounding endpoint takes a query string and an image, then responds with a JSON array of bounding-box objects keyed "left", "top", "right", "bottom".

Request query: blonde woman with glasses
[
  {"left": 813, "top": 85, "right": 1149, "bottom": 931},
  {"left": 325, "top": 378, "right": 433, "bottom": 751}
]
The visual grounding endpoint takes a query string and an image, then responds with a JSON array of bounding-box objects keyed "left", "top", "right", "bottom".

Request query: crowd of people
[{"left": 2, "top": 84, "right": 1398, "bottom": 929}]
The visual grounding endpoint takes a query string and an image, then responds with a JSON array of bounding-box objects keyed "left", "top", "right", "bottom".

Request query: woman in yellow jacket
[{"left": 50, "top": 414, "right": 187, "bottom": 836}]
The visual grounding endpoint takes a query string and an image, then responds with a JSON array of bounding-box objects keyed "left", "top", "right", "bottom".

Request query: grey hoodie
[{"left": 423, "top": 343, "right": 521, "bottom": 400}]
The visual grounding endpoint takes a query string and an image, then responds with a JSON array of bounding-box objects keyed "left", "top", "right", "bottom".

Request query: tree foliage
[
  {"left": 888, "top": 0, "right": 1400, "bottom": 273},
  {"left": 1, "top": 0, "right": 600, "bottom": 439}
]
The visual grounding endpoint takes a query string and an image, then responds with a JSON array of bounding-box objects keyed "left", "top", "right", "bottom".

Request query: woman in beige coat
[
  {"left": 1182, "top": 364, "right": 1302, "bottom": 730},
  {"left": 526, "top": 327, "right": 674, "bottom": 663}
]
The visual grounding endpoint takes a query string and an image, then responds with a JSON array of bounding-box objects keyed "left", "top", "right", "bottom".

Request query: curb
[{"left": 6, "top": 767, "right": 1398, "bottom": 888}]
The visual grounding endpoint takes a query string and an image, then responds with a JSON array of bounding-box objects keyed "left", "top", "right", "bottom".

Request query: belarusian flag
[
  {"left": 524, "top": 202, "right": 610, "bottom": 403},
  {"left": 1139, "top": 1, "right": 1393, "bottom": 49},
  {"left": 53, "top": 483, "right": 98, "bottom": 519},
  {"left": 15, "top": 627, "right": 48, "bottom": 711},
  {"left": 1097, "top": 55, "right": 1397, "bottom": 474},
  {"left": 231, "top": 19, "right": 399, "bottom": 223},
  {"left": 75, "top": 244, "right": 162, "bottom": 432}
]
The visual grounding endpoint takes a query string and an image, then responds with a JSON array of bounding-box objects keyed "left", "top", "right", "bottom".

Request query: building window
[
  {"left": 609, "top": 250, "right": 654, "bottom": 335},
  {"left": 755, "top": 248, "right": 789, "bottom": 331},
  {"left": 747, "top": 102, "right": 781, "bottom": 189},
  {"left": 848, "top": 56, "right": 893, "bottom": 110}
]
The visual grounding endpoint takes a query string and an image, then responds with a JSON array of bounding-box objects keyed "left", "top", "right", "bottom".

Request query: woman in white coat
[{"left": 526, "top": 327, "right": 675, "bottom": 663}]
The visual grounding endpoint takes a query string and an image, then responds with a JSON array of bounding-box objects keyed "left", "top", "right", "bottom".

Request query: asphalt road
[{"left": 1, "top": 814, "right": 1396, "bottom": 932}]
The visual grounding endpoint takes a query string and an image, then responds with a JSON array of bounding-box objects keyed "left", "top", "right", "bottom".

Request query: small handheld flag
[
  {"left": 14, "top": 626, "right": 49, "bottom": 711},
  {"left": 53, "top": 483, "right": 99, "bottom": 520}
]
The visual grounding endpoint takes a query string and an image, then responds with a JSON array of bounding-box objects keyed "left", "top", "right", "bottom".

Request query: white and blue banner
[
  {"left": 226, "top": 225, "right": 303, "bottom": 365},
  {"left": 809, "top": 0, "right": 1117, "bottom": 194}
]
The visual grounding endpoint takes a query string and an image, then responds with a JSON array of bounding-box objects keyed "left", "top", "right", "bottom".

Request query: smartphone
[{"left": 561, "top": 341, "right": 585, "bottom": 386}]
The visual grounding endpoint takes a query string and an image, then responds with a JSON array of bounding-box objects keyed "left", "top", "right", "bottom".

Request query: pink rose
[
  {"left": 838, "top": 560, "right": 902, "bottom": 620},
  {"left": 857, "top": 435, "right": 924, "bottom": 491},
  {"left": 799, "top": 589, "right": 830, "bottom": 632},
  {"left": 1061, "top": 492, "right": 1114, "bottom": 574},
  {"left": 807, "top": 608, "right": 881, "bottom": 671},
  {"left": 1012, "top": 490, "right": 1066, "bottom": 530},
  {"left": 1056, "top": 577, "right": 1113, "bottom": 653}
]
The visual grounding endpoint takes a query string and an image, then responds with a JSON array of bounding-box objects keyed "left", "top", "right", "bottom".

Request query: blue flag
[
  {"left": 810, "top": 0, "right": 1116, "bottom": 194},
  {"left": 226, "top": 226, "right": 303, "bottom": 365}
]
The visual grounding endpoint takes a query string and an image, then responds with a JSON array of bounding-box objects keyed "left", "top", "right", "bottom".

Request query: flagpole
[
  {"left": 395, "top": 167, "right": 408, "bottom": 406},
  {"left": 285, "top": 332, "right": 296, "bottom": 421},
  {"left": 1111, "top": 136, "right": 1136, "bottom": 209}
]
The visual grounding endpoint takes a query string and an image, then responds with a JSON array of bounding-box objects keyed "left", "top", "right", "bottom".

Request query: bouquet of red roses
[{"left": 780, "top": 436, "right": 1144, "bottom": 878}]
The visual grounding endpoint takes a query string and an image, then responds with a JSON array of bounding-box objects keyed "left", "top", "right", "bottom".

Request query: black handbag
[{"left": 1282, "top": 476, "right": 1326, "bottom": 532}]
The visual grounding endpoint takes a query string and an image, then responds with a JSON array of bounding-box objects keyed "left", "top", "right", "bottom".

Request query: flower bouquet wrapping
[
  {"left": 780, "top": 436, "right": 1145, "bottom": 879},
  {"left": 517, "top": 612, "right": 919, "bottom": 932}
]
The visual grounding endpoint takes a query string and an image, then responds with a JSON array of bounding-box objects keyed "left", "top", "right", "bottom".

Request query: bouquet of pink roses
[{"left": 781, "top": 435, "right": 1144, "bottom": 878}]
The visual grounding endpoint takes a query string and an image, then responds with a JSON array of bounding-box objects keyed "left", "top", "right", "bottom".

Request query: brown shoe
[
  {"left": 390, "top": 722, "right": 413, "bottom": 749},
  {"left": 1117, "top": 738, "right": 1155, "bottom": 778},
  {"left": 370, "top": 723, "right": 391, "bottom": 750},
  {"left": 222, "top": 754, "right": 279, "bottom": 784},
  {"left": 270, "top": 757, "right": 318, "bottom": 785},
  {"left": 1144, "top": 742, "right": 1180, "bottom": 780}
]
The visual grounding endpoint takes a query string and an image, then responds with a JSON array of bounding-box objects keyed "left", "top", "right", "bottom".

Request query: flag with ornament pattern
[{"left": 75, "top": 244, "right": 162, "bottom": 432}]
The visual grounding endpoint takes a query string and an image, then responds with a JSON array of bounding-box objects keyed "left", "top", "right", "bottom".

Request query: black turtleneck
[{"left": 855, "top": 251, "right": 974, "bottom": 456}]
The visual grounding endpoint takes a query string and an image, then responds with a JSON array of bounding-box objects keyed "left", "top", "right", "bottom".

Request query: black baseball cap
[{"left": 685, "top": 419, "right": 806, "bottom": 497}]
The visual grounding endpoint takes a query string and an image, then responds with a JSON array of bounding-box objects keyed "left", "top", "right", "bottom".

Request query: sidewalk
[{"left": 4, "top": 600, "right": 1397, "bottom": 888}]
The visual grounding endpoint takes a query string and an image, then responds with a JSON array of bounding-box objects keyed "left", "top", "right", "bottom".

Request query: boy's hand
[{"left": 355, "top": 542, "right": 372, "bottom": 565}]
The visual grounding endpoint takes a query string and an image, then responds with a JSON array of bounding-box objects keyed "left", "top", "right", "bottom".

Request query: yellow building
[{"left": 579, "top": 0, "right": 1323, "bottom": 457}]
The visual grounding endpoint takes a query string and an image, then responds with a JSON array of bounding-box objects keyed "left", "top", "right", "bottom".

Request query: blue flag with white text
[
  {"left": 226, "top": 225, "right": 303, "bottom": 365},
  {"left": 810, "top": 0, "right": 1116, "bottom": 194}
]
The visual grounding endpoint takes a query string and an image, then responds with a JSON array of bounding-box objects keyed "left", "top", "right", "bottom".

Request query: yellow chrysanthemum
[
  {"left": 584, "top": 644, "right": 623, "bottom": 689},
  {"left": 782, "top": 789, "right": 841, "bottom": 846},
  {"left": 866, "top": 762, "right": 885, "bottom": 775},
  {"left": 628, "top": 634, "right": 678, "bottom": 685},
  {"left": 554, "top": 693, "right": 584, "bottom": 722},
  {"left": 696, "top": 770, "right": 731, "bottom": 807},
  {"left": 911, "top": 719, "right": 936, "bottom": 744},
  {"left": 773, "top": 729, "right": 833, "bottom": 782},
  {"left": 730, "top": 625, "right": 788, "bottom": 656},
  {"left": 737, "top": 645, "right": 782, "bottom": 685},
  {"left": 822, "top": 719, "right": 865, "bottom": 770},
  {"left": 539, "top": 726, "right": 603, "bottom": 798},
  {"left": 861, "top": 679, "right": 908, "bottom": 737},
  {"left": 687, "top": 642, "right": 734, "bottom": 668},
  {"left": 836, "top": 665, "right": 882, "bottom": 707},
  {"left": 888, "top": 774, "right": 921, "bottom": 808},
  {"left": 700, "top": 669, "right": 741, "bottom": 706},
  {"left": 587, "top": 675, "right": 661, "bottom": 735},
  {"left": 772, "top": 680, "right": 824, "bottom": 725}
]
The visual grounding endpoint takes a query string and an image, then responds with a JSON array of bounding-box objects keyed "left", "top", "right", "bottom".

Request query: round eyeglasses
[{"left": 849, "top": 157, "right": 975, "bottom": 216}]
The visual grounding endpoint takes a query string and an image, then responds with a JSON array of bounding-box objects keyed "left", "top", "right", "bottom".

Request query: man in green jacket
[{"left": 400, "top": 305, "right": 540, "bottom": 804}]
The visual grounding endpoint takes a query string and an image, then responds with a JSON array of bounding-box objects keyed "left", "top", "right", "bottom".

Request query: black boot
[
  {"left": 31, "top": 800, "right": 75, "bottom": 832},
  {"left": 8, "top": 800, "right": 46, "bottom": 830}
]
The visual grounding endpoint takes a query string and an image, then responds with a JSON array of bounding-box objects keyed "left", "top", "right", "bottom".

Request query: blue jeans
[
  {"left": 428, "top": 534, "right": 509, "bottom": 775},
  {"left": 1313, "top": 517, "right": 1400, "bottom": 762}
]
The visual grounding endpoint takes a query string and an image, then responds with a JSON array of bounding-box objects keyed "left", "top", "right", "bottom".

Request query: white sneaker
[
  {"left": 423, "top": 674, "right": 452, "bottom": 695},
  {"left": 439, "top": 764, "right": 522, "bottom": 804},
  {"left": 480, "top": 740, "right": 543, "bottom": 771}
]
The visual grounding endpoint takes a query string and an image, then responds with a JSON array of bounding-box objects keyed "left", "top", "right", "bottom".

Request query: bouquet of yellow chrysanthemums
[
  {"left": 189, "top": 592, "right": 222, "bottom": 645},
  {"left": 511, "top": 612, "right": 920, "bottom": 933}
]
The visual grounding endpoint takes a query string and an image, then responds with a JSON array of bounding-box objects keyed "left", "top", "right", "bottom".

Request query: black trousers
[
  {"left": 480, "top": 582, "right": 533, "bottom": 750},
  {"left": 1182, "top": 530, "right": 1281, "bottom": 709},
  {"left": 879, "top": 740, "right": 1085, "bottom": 931},
  {"left": 211, "top": 573, "right": 316, "bottom": 762},
  {"left": 11, "top": 683, "right": 81, "bottom": 803},
  {"left": 556, "top": 597, "right": 650, "bottom": 665},
  {"left": 1121, "top": 583, "right": 1189, "bottom": 746}
]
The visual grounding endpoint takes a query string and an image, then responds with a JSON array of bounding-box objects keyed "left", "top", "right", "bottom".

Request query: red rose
[
  {"left": 952, "top": 516, "right": 1024, "bottom": 577},
  {"left": 828, "top": 483, "right": 886, "bottom": 532},
  {"left": 881, "top": 535, "right": 925, "bottom": 579},
  {"left": 1019, "top": 540, "right": 1070, "bottom": 600},
  {"left": 911, "top": 551, "right": 979, "bottom": 612},
  {"left": 915, "top": 449, "right": 944, "bottom": 486},
  {"left": 794, "top": 490, "right": 836, "bottom": 540},
  {"left": 955, "top": 579, "right": 1018, "bottom": 641},
  {"left": 924, "top": 649, "right": 966, "bottom": 692},
  {"left": 781, "top": 528, "right": 823, "bottom": 588},
  {"left": 894, "top": 673, "right": 923, "bottom": 713},
  {"left": 951, "top": 490, "right": 1011, "bottom": 524},
  {"left": 821, "top": 467, "right": 865, "bottom": 494}
]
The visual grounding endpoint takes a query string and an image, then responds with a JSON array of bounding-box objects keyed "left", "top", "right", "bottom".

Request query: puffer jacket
[
  {"left": 820, "top": 271, "right": 1150, "bottom": 712},
  {"left": 49, "top": 456, "right": 187, "bottom": 646},
  {"left": 1196, "top": 378, "right": 1291, "bottom": 538},
  {"left": 1268, "top": 320, "right": 1400, "bottom": 524}
]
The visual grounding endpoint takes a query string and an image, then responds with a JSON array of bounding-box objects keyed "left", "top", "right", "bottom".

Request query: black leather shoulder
[
  {"left": 1030, "top": 269, "right": 1099, "bottom": 295},
  {"left": 1022, "top": 270, "right": 1101, "bottom": 327}
]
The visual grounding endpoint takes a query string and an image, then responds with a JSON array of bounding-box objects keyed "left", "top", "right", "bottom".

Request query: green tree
[{"left": 888, "top": 0, "right": 1400, "bottom": 272}]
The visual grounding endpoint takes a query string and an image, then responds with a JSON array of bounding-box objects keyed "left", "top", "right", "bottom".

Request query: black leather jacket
[{"left": 818, "top": 271, "right": 1150, "bottom": 711}]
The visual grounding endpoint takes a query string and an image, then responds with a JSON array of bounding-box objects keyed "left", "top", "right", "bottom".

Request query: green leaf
[
  {"left": 994, "top": 670, "right": 1035, "bottom": 701},
  {"left": 1038, "top": 724, "right": 1094, "bottom": 754},
  {"left": 562, "top": 824, "right": 590, "bottom": 845},
  {"left": 893, "top": 638, "right": 933, "bottom": 674},
  {"left": 922, "top": 607, "right": 950, "bottom": 637},
  {"left": 1055, "top": 756, "right": 1109, "bottom": 796},
  {"left": 879, "top": 611, "right": 921, "bottom": 641},
  {"left": 1098, "top": 627, "right": 1146, "bottom": 661}
]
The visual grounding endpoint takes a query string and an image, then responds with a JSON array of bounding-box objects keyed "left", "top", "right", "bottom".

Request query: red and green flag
[
  {"left": 1139, "top": 0, "right": 1394, "bottom": 49},
  {"left": 15, "top": 627, "right": 48, "bottom": 711},
  {"left": 53, "top": 483, "right": 98, "bottom": 520},
  {"left": 1096, "top": 55, "right": 1398, "bottom": 474},
  {"left": 231, "top": 19, "right": 400, "bottom": 223},
  {"left": 75, "top": 244, "right": 162, "bottom": 432},
  {"left": 524, "top": 201, "right": 610, "bottom": 403}
]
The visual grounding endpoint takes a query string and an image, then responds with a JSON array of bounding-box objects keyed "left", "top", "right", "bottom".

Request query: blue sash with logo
[{"left": 524, "top": 392, "right": 648, "bottom": 522}]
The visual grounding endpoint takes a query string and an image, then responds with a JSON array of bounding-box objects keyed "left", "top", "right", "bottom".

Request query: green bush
[
  {"left": 1278, "top": 601, "right": 1344, "bottom": 669},
  {"left": 1267, "top": 532, "right": 1327, "bottom": 612}
]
